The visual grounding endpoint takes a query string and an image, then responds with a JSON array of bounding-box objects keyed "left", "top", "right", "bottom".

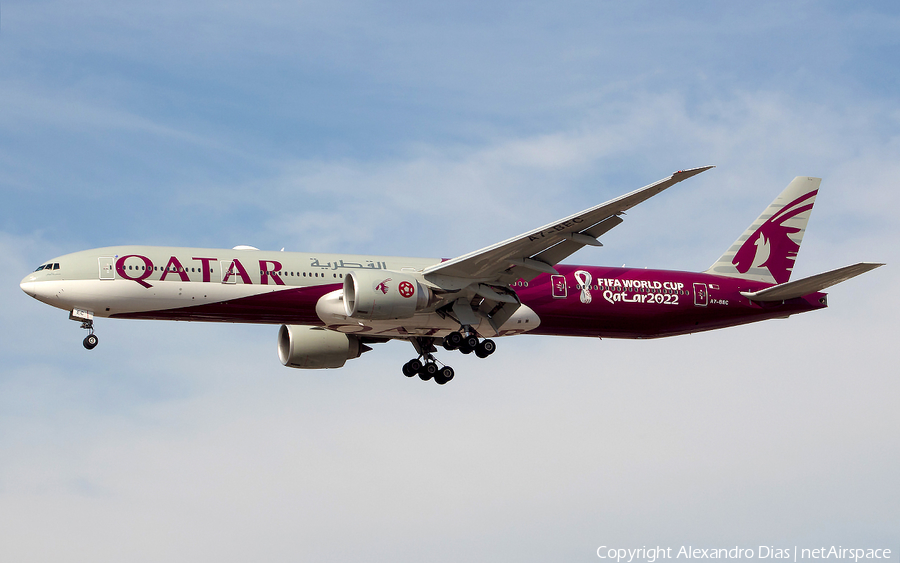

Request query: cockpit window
[{"left": 34, "top": 263, "right": 60, "bottom": 272}]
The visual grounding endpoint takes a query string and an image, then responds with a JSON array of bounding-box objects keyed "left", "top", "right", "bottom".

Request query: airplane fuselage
[{"left": 20, "top": 245, "right": 826, "bottom": 340}]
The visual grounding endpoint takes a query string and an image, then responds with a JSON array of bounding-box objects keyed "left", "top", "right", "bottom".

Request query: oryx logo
[
  {"left": 733, "top": 190, "right": 817, "bottom": 284},
  {"left": 375, "top": 278, "right": 392, "bottom": 294}
]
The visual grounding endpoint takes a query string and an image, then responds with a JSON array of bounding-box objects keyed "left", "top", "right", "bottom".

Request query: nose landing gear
[
  {"left": 69, "top": 309, "right": 98, "bottom": 350},
  {"left": 77, "top": 319, "right": 99, "bottom": 350},
  {"left": 83, "top": 330, "right": 99, "bottom": 350}
]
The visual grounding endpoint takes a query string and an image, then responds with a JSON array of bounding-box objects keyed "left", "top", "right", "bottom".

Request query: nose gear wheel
[{"left": 80, "top": 320, "right": 98, "bottom": 350}]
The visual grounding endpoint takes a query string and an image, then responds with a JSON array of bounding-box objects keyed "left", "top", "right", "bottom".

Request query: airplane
[{"left": 20, "top": 166, "right": 883, "bottom": 384}]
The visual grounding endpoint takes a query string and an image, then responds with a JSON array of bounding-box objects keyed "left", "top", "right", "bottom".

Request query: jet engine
[
  {"left": 343, "top": 270, "right": 432, "bottom": 320},
  {"left": 277, "top": 325, "right": 367, "bottom": 369}
]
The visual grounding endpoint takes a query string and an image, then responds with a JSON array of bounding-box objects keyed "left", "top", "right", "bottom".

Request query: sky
[{"left": 1, "top": 1, "right": 899, "bottom": 561}]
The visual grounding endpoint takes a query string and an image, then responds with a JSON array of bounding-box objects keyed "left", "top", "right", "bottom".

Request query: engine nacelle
[
  {"left": 277, "top": 325, "right": 365, "bottom": 369},
  {"left": 343, "top": 269, "right": 431, "bottom": 320}
]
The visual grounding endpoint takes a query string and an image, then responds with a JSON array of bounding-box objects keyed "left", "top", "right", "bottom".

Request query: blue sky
[{"left": 2, "top": 2, "right": 898, "bottom": 562}]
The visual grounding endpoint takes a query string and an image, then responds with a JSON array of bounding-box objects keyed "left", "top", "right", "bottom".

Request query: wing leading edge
[{"left": 424, "top": 166, "right": 714, "bottom": 286}]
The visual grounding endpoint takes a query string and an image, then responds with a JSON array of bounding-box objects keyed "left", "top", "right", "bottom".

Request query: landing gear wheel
[
  {"left": 418, "top": 362, "right": 438, "bottom": 381},
  {"left": 463, "top": 334, "right": 479, "bottom": 350},
  {"left": 83, "top": 334, "right": 99, "bottom": 350},
  {"left": 443, "top": 331, "right": 463, "bottom": 351},
  {"left": 459, "top": 343, "right": 474, "bottom": 354},
  {"left": 475, "top": 339, "right": 496, "bottom": 358},
  {"left": 402, "top": 358, "right": 423, "bottom": 377},
  {"left": 436, "top": 366, "right": 454, "bottom": 384}
]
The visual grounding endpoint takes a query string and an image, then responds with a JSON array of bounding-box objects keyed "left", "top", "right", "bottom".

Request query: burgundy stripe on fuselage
[{"left": 111, "top": 284, "right": 339, "bottom": 325}]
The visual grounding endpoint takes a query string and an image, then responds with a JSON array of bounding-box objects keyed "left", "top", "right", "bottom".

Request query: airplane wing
[{"left": 424, "top": 166, "right": 714, "bottom": 287}]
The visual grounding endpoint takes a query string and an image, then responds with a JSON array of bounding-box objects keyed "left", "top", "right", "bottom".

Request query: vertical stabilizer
[{"left": 706, "top": 176, "right": 820, "bottom": 284}]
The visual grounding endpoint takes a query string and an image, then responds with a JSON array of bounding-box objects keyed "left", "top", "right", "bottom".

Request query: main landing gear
[
  {"left": 402, "top": 328, "right": 496, "bottom": 385},
  {"left": 442, "top": 330, "right": 496, "bottom": 358},
  {"left": 402, "top": 357, "right": 456, "bottom": 385}
]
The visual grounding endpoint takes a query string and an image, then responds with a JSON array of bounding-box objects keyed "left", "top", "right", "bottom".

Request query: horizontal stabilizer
[{"left": 740, "top": 262, "right": 884, "bottom": 302}]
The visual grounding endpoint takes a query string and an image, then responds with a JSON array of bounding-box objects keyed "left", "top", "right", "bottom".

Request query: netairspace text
[{"left": 596, "top": 547, "right": 894, "bottom": 563}]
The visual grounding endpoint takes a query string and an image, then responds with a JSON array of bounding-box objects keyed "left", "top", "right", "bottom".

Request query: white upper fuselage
[
  {"left": 19, "top": 245, "right": 543, "bottom": 339},
  {"left": 20, "top": 245, "right": 438, "bottom": 316}
]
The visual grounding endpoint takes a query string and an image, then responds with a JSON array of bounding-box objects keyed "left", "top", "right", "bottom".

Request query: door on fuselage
[
  {"left": 99, "top": 257, "right": 114, "bottom": 280},
  {"left": 551, "top": 275, "right": 567, "bottom": 299},
  {"left": 693, "top": 283, "right": 708, "bottom": 306}
]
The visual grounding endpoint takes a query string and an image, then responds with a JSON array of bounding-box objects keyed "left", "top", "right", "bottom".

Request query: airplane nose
[
  {"left": 19, "top": 282, "right": 34, "bottom": 297},
  {"left": 20, "top": 278, "right": 37, "bottom": 297}
]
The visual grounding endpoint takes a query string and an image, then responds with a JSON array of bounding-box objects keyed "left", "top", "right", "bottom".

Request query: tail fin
[{"left": 706, "top": 176, "right": 820, "bottom": 284}]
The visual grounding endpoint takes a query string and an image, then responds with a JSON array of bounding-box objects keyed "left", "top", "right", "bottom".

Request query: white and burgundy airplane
[{"left": 20, "top": 167, "right": 883, "bottom": 384}]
